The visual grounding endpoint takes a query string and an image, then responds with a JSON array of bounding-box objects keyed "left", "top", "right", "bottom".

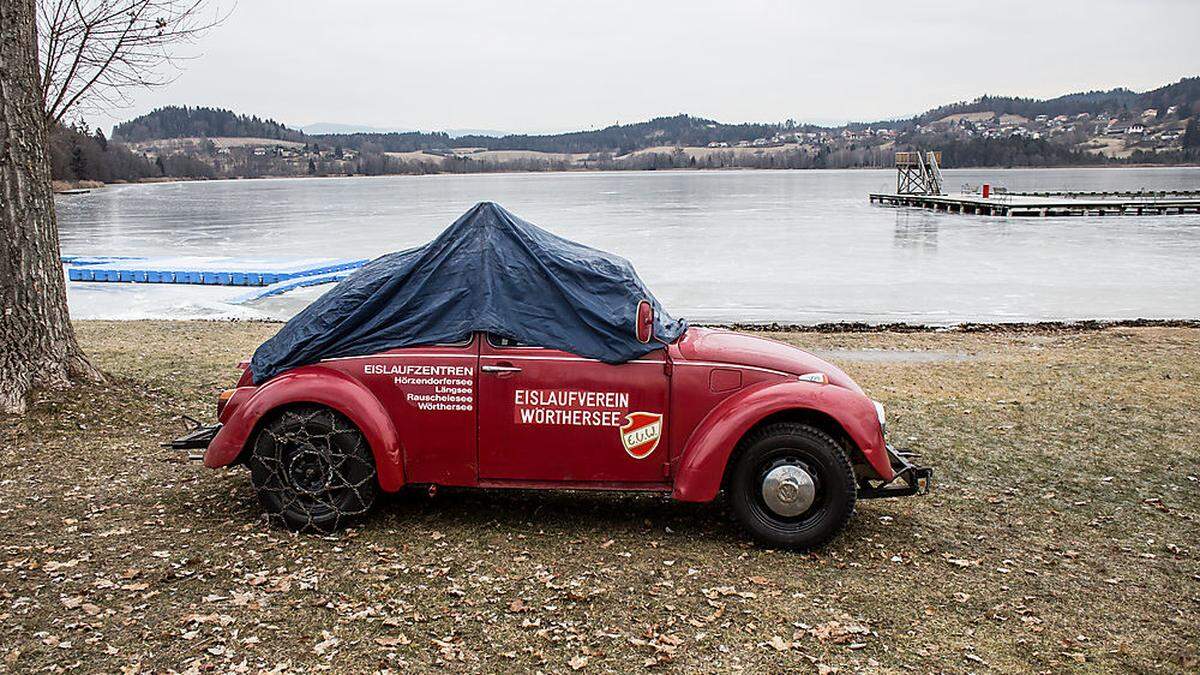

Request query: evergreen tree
[
  {"left": 1182, "top": 117, "right": 1200, "bottom": 149},
  {"left": 70, "top": 141, "right": 86, "bottom": 177}
]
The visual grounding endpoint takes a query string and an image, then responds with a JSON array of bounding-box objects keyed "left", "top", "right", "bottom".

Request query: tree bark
[{"left": 1, "top": 0, "right": 101, "bottom": 414}]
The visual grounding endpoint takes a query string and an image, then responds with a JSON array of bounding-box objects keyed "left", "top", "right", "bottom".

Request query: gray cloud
[{"left": 85, "top": 0, "right": 1200, "bottom": 134}]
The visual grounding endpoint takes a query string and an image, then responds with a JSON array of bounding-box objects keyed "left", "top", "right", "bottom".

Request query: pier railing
[{"left": 1002, "top": 189, "right": 1200, "bottom": 199}]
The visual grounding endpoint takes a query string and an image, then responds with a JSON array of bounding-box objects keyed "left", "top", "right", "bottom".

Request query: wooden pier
[
  {"left": 869, "top": 192, "right": 1200, "bottom": 217},
  {"left": 873, "top": 150, "right": 1200, "bottom": 216}
]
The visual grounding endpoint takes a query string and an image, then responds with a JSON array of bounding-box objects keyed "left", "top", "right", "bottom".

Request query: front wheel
[
  {"left": 729, "top": 423, "right": 857, "bottom": 549},
  {"left": 247, "top": 405, "right": 378, "bottom": 532}
]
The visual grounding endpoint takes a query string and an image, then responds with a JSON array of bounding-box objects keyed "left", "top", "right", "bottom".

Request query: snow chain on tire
[{"left": 248, "top": 405, "right": 377, "bottom": 533}]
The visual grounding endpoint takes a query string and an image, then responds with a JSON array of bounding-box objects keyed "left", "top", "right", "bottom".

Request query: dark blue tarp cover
[{"left": 250, "top": 202, "right": 687, "bottom": 383}]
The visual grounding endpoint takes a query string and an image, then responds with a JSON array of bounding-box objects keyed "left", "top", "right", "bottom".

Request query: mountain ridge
[
  {"left": 54, "top": 76, "right": 1196, "bottom": 184},
  {"left": 112, "top": 76, "right": 1199, "bottom": 154}
]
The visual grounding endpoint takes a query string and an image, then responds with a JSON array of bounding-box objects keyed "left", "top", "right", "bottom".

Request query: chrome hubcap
[{"left": 761, "top": 464, "right": 816, "bottom": 517}]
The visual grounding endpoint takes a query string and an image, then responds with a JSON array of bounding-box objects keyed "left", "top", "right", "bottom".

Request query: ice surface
[{"left": 55, "top": 167, "right": 1200, "bottom": 323}]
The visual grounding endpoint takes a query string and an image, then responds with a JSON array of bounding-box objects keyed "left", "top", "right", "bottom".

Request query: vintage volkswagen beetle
[{"left": 175, "top": 203, "right": 929, "bottom": 549}]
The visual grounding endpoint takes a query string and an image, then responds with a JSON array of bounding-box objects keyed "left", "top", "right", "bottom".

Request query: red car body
[{"left": 200, "top": 327, "right": 904, "bottom": 501}]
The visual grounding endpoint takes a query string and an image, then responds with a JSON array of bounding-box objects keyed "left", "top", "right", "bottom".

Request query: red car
[{"left": 176, "top": 325, "right": 930, "bottom": 549}]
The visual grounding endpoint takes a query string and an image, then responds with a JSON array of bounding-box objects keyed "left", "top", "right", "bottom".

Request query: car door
[
  {"left": 336, "top": 335, "right": 480, "bottom": 487},
  {"left": 477, "top": 334, "right": 671, "bottom": 484}
]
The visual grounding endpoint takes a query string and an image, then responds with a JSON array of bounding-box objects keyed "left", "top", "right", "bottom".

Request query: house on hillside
[
  {"left": 1125, "top": 124, "right": 1146, "bottom": 135},
  {"left": 1141, "top": 109, "right": 1158, "bottom": 119}
]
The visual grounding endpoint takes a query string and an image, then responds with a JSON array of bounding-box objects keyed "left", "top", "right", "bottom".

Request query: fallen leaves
[
  {"left": 3, "top": 322, "right": 1199, "bottom": 672},
  {"left": 767, "top": 635, "right": 791, "bottom": 651},
  {"left": 312, "top": 631, "right": 340, "bottom": 656},
  {"left": 943, "top": 554, "right": 978, "bottom": 568},
  {"left": 700, "top": 586, "right": 757, "bottom": 600},
  {"left": 807, "top": 617, "right": 872, "bottom": 645},
  {"left": 375, "top": 635, "right": 411, "bottom": 648}
]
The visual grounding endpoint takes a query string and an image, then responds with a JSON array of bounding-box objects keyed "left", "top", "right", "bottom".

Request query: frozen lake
[{"left": 56, "top": 167, "right": 1200, "bottom": 323}]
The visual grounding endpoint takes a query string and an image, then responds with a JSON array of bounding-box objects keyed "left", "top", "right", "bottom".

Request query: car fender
[
  {"left": 203, "top": 365, "right": 405, "bottom": 492},
  {"left": 672, "top": 380, "right": 891, "bottom": 502}
]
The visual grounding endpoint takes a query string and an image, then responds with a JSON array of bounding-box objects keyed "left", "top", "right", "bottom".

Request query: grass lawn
[{"left": 1, "top": 321, "right": 1197, "bottom": 673}]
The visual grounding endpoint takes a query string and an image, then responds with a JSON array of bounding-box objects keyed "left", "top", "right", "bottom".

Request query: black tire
[
  {"left": 247, "top": 404, "right": 378, "bottom": 532},
  {"left": 729, "top": 423, "right": 856, "bottom": 550}
]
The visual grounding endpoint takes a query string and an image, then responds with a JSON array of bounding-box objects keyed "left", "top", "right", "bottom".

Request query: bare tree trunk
[{"left": 1, "top": 0, "right": 101, "bottom": 414}]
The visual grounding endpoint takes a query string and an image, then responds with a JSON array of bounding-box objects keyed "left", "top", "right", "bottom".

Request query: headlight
[{"left": 872, "top": 400, "right": 886, "bottom": 434}]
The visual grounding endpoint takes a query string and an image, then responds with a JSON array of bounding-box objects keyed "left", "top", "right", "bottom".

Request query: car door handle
[{"left": 481, "top": 364, "right": 522, "bottom": 373}]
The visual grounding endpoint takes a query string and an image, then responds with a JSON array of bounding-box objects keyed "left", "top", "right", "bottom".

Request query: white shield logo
[{"left": 620, "top": 412, "right": 663, "bottom": 459}]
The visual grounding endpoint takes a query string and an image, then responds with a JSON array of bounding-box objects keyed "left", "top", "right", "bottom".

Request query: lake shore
[
  {"left": 2, "top": 320, "right": 1196, "bottom": 672},
  {"left": 53, "top": 161, "right": 1200, "bottom": 189}
]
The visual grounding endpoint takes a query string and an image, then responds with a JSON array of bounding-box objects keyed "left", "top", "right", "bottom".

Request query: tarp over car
[{"left": 250, "top": 202, "right": 687, "bottom": 383}]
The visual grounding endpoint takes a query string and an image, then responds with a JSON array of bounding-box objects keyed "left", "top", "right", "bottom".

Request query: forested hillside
[
  {"left": 912, "top": 78, "right": 1200, "bottom": 126},
  {"left": 49, "top": 124, "right": 159, "bottom": 183},
  {"left": 456, "top": 115, "right": 791, "bottom": 154},
  {"left": 61, "top": 76, "right": 1198, "bottom": 183},
  {"left": 111, "top": 106, "right": 304, "bottom": 143}
]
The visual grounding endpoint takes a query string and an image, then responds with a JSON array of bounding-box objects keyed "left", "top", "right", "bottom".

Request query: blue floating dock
[
  {"left": 228, "top": 269, "right": 357, "bottom": 304},
  {"left": 63, "top": 256, "right": 368, "bottom": 286}
]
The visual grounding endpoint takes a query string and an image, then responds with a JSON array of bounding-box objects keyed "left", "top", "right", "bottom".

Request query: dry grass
[
  {"left": 2, "top": 322, "right": 1197, "bottom": 673},
  {"left": 51, "top": 180, "right": 104, "bottom": 193}
]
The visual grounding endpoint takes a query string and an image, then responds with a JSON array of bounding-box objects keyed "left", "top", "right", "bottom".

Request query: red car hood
[{"left": 672, "top": 328, "right": 863, "bottom": 394}]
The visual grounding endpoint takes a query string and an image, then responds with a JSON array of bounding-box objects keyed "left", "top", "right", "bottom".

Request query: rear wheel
[
  {"left": 729, "top": 423, "right": 856, "bottom": 549},
  {"left": 247, "top": 405, "right": 378, "bottom": 532}
]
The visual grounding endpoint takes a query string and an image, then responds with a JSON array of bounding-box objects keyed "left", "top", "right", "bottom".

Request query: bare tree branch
[{"left": 36, "top": 0, "right": 228, "bottom": 125}]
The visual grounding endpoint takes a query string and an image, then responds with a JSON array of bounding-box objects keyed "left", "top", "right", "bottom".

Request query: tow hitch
[
  {"left": 167, "top": 415, "right": 221, "bottom": 462},
  {"left": 858, "top": 445, "right": 932, "bottom": 499}
]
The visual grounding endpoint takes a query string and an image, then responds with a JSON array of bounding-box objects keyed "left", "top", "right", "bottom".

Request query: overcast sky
[{"left": 87, "top": 0, "right": 1200, "bottom": 134}]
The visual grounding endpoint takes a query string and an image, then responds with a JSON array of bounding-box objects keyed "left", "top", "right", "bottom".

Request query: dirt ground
[{"left": 2, "top": 322, "right": 1197, "bottom": 673}]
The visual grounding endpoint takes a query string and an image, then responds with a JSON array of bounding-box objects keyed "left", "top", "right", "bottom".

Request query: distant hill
[
  {"left": 112, "top": 106, "right": 305, "bottom": 143},
  {"left": 301, "top": 122, "right": 412, "bottom": 135},
  {"left": 445, "top": 128, "right": 508, "bottom": 138},
  {"left": 459, "top": 115, "right": 788, "bottom": 154},
  {"left": 302, "top": 122, "right": 508, "bottom": 137},
  {"left": 92, "top": 76, "right": 1198, "bottom": 181},
  {"left": 909, "top": 77, "right": 1200, "bottom": 126},
  {"left": 112, "top": 78, "right": 1200, "bottom": 156}
]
